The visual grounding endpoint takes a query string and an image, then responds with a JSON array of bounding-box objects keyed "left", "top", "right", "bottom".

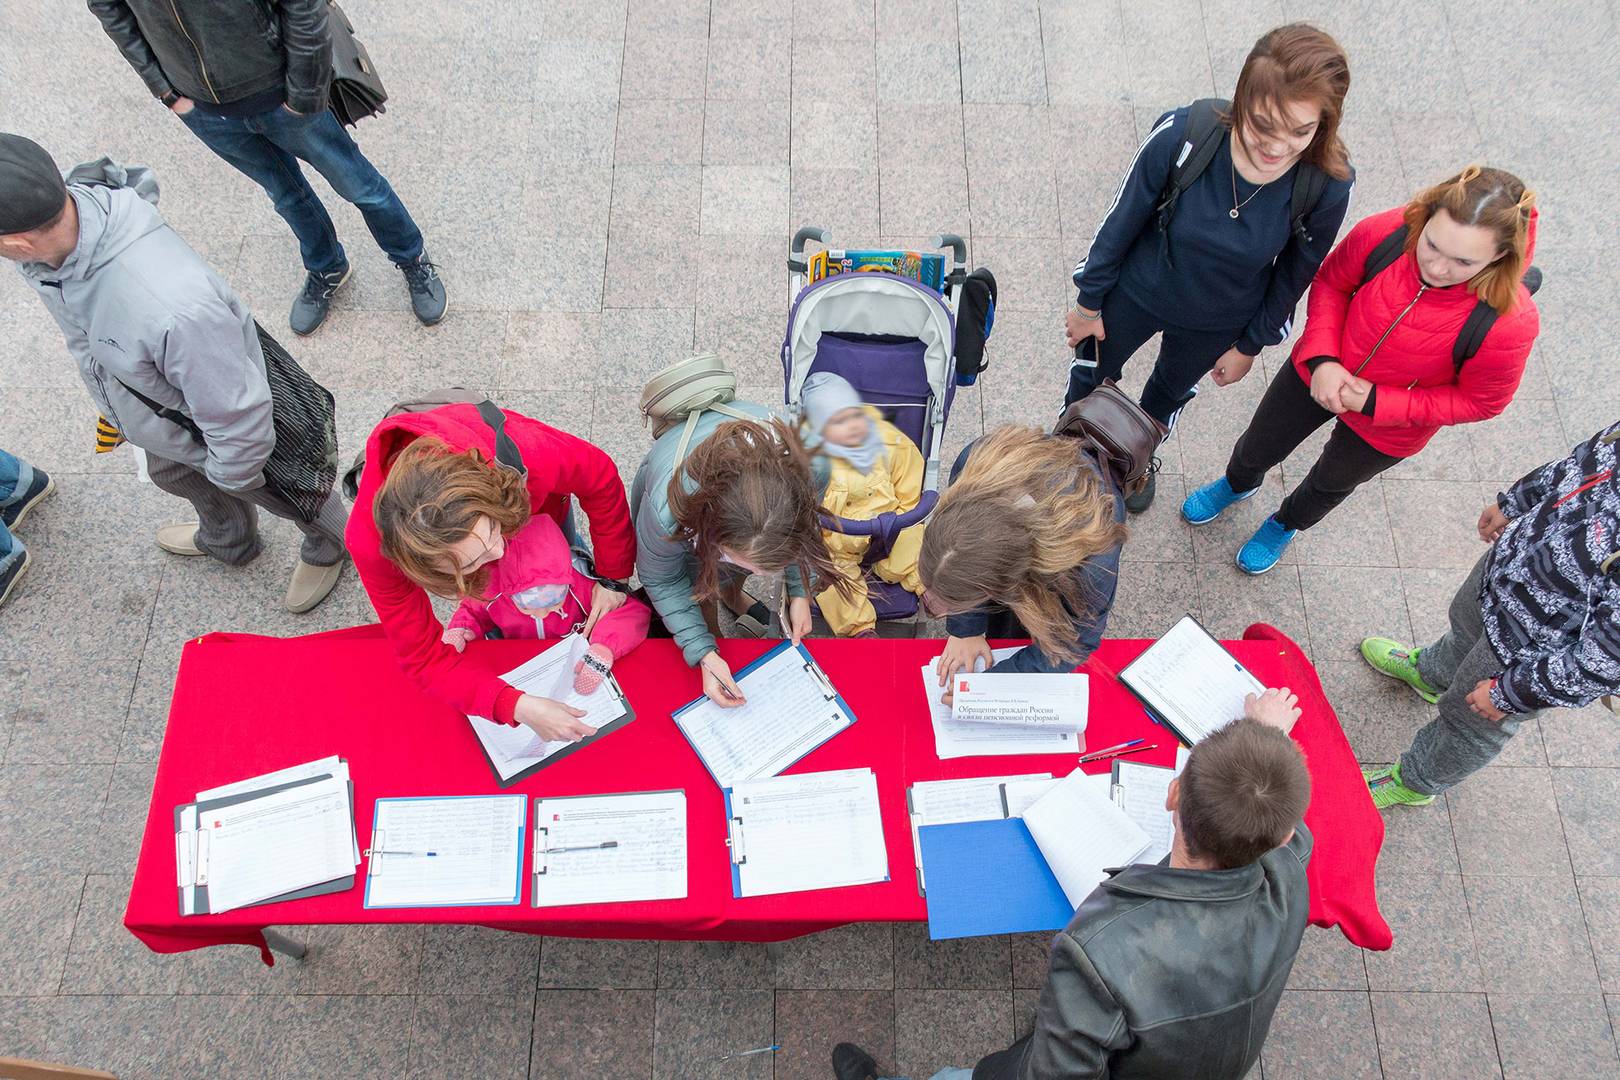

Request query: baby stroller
[{"left": 782, "top": 226, "right": 997, "bottom": 626}]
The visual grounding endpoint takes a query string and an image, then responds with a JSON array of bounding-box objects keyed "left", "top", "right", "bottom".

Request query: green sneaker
[
  {"left": 1360, "top": 637, "right": 1440, "bottom": 704},
  {"left": 1363, "top": 764, "right": 1436, "bottom": 810}
]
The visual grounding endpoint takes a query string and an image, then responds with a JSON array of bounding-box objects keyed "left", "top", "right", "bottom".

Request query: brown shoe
[
  {"left": 155, "top": 523, "right": 205, "bottom": 556},
  {"left": 286, "top": 558, "right": 342, "bottom": 613}
]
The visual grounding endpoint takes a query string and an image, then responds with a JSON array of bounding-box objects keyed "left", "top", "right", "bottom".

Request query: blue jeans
[
  {"left": 0, "top": 448, "right": 32, "bottom": 571},
  {"left": 180, "top": 104, "right": 424, "bottom": 273}
]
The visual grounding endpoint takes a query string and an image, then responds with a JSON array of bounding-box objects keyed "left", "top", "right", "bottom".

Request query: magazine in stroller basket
[{"left": 782, "top": 227, "right": 996, "bottom": 625}]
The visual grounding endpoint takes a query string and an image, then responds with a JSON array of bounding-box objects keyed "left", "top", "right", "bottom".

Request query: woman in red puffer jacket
[{"left": 1182, "top": 165, "right": 1540, "bottom": 573}]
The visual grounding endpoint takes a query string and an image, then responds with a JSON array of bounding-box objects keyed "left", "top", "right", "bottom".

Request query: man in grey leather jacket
[
  {"left": 835, "top": 688, "right": 1313, "bottom": 1080},
  {"left": 86, "top": 0, "right": 446, "bottom": 334}
]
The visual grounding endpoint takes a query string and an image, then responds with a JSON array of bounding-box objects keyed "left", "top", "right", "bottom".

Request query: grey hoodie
[{"left": 14, "top": 159, "right": 273, "bottom": 493}]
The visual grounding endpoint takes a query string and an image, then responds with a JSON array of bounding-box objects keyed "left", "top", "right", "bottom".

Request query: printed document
[
  {"left": 728, "top": 768, "right": 888, "bottom": 897},
  {"left": 1022, "top": 769, "right": 1152, "bottom": 909},
  {"left": 470, "top": 634, "right": 630, "bottom": 781},
  {"left": 196, "top": 755, "right": 359, "bottom": 863},
  {"left": 921, "top": 650, "right": 1080, "bottom": 758},
  {"left": 365, "top": 795, "right": 525, "bottom": 908},
  {"left": 199, "top": 776, "right": 355, "bottom": 913},
  {"left": 1111, "top": 761, "right": 1177, "bottom": 864},
  {"left": 1120, "top": 615, "right": 1266, "bottom": 743},
  {"left": 951, "top": 672, "right": 1088, "bottom": 731},
  {"left": 533, "top": 790, "right": 687, "bottom": 907},
  {"left": 675, "top": 642, "right": 851, "bottom": 787}
]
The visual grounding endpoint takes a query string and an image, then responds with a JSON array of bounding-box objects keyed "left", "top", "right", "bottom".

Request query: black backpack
[
  {"left": 1154, "top": 98, "right": 1330, "bottom": 265},
  {"left": 1355, "top": 224, "right": 1544, "bottom": 371}
]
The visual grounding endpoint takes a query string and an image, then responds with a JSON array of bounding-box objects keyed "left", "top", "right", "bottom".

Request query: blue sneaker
[
  {"left": 1237, "top": 515, "right": 1297, "bottom": 575},
  {"left": 1181, "top": 475, "right": 1257, "bottom": 525}
]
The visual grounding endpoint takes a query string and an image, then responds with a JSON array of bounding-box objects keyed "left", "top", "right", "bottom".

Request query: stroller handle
[
  {"left": 932, "top": 233, "right": 969, "bottom": 291},
  {"left": 789, "top": 225, "right": 830, "bottom": 273},
  {"left": 820, "top": 489, "right": 940, "bottom": 541}
]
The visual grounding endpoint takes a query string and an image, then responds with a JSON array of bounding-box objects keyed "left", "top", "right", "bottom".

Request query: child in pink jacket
[{"left": 442, "top": 514, "right": 651, "bottom": 693}]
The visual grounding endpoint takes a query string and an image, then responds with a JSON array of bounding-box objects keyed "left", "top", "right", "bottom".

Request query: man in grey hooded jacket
[{"left": 0, "top": 133, "right": 346, "bottom": 613}]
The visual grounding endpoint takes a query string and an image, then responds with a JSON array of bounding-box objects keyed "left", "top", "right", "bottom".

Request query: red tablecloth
[{"left": 125, "top": 625, "right": 1391, "bottom": 964}]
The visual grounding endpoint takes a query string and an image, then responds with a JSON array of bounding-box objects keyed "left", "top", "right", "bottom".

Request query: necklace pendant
[{"left": 1229, "top": 207, "right": 1241, "bottom": 219}]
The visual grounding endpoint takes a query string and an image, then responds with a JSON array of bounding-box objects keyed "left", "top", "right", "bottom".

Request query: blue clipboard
[
  {"left": 363, "top": 795, "right": 527, "bottom": 909},
  {"left": 722, "top": 787, "right": 744, "bottom": 899},
  {"left": 917, "top": 818, "right": 1074, "bottom": 939},
  {"left": 671, "top": 640, "right": 857, "bottom": 789}
]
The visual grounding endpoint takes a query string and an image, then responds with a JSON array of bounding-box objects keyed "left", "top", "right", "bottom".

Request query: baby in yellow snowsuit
[{"left": 801, "top": 372, "right": 927, "bottom": 636}]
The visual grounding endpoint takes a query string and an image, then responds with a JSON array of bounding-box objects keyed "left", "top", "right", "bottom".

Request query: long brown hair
[
  {"left": 1403, "top": 164, "right": 1536, "bottom": 314},
  {"left": 1226, "top": 23, "right": 1352, "bottom": 181},
  {"left": 373, "top": 437, "right": 532, "bottom": 598},
  {"left": 667, "top": 417, "right": 850, "bottom": 602},
  {"left": 919, "top": 426, "right": 1128, "bottom": 666}
]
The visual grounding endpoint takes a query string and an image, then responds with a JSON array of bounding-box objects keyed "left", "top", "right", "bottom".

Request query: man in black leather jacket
[
  {"left": 87, "top": 0, "right": 446, "bottom": 334},
  {"left": 835, "top": 688, "right": 1314, "bottom": 1080}
]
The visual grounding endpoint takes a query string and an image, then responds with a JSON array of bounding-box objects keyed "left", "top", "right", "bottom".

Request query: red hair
[{"left": 1226, "top": 23, "right": 1352, "bottom": 181}]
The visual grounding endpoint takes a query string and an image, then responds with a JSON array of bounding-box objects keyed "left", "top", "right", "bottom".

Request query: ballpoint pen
[
  {"left": 1079, "top": 738, "right": 1144, "bottom": 763},
  {"left": 542, "top": 841, "right": 620, "bottom": 854},
  {"left": 365, "top": 849, "right": 437, "bottom": 857},
  {"left": 1085, "top": 744, "right": 1157, "bottom": 765}
]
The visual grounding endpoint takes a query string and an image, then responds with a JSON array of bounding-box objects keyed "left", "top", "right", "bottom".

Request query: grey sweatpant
[
  {"left": 146, "top": 453, "right": 348, "bottom": 568},
  {"left": 1399, "top": 553, "right": 1537, "bottom": 795}
]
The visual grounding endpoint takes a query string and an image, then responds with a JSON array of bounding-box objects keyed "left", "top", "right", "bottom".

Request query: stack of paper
[
  {"left": 468, "top": 634, "right": 637, "bottom": 786},
  {"left": 951, "top": 672, "right": 1088, "bottom": 732},
  {"left": 1024, "top": 770, "right": 1154, "bottom": 908},
  {"left": 725, "top": 768, "right": 888, "bottom": 898},
  {"left": 175, "top": 756, "right": 359, "bottom": 916},
  {"left": 920, "top": 650, "right": 1081, "bottom": 759},
  {"left": 533, "top": 790, "right": 688, "bottom": 907},
  {"left": 1110, "top": 760, "right": 1178, "bottom": 864},
  {"left": 1119, "top": 615, "right": 1266, "bottom": 744},
  {"left": 674, "top": 642, "right": 854, "bottom": 788},
  {"left": 905, "top": 773, "right": 1054, "bottom": 893},
  {"left": 364, "top": 795, "right": 527, "bottom": 908}
]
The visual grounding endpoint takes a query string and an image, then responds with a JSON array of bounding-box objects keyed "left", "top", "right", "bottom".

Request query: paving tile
[
  {"left": 527, "top": 100, "right": 620, "bottom": 168},
  {"left": 1578, "top": 876, "right": 1620, "bottom": 992},
  {"left": 794, "top": 0, "right": 874, "bottom": 38},
  {"left": 1300, "top": 565, "right": 1413, "bottom": 664},
  {"left": 706, "top": 35, "right": 791, "bottom": 101},
  {"left": 657, "top": 940, "right": 774, "bottom": 988},
  {"left": 0, "top": 872, "right": 81, "bottom": 996},
  {"left": 893, "top": 988, "right": 1013, "bottom": 1077},
  {"left": 694, "top": 234, "right": 783, "bottom": 316},
  {"left": 1465, "top": 874, "right": 1598, "bottom": 993},
  {"left": 1289, "top": 479, "right": 1401, "bottom": 569},
  {"left": 537, "top": 935, "right": 659, "bottom": 988},
  {"left": 42, "top": 994, "right": 282, "bottom": 1080},
  {"left": 535, "top": 0, "right": 628, "bottom": 39},
  {"left": 1314, "top": 658, "right": 1434, "bottom": 766},
  {"left": 877, "top": 0, "right": 959, "bottom": 39},
  {"left": 625, "top": 0, "right": 709, "bottom": 38},
  {"left": 0, "top": 764, "right": 123, "bottom": 877},
  {"left": 1106, "top": 558, "right": 1201, "bottom": 640},
  {"left": 533, "top": 988, "right": 655, "bottom": 1079},
  {"left": 0, "top": 994, "right": 56, "bottom": 1058},
  {"left": 611, "top": 165, "right": 703, "bottom": 234},
  {"left": 958, "top": 24, "right": 1047, "bottom": 105},
  {"left": 772, "top": 922, "right": 895, "bottom": 989},
  {"left": 1468, "top": 397, "right": 1576, "bottom": 485},
  {"left": 604, "top": 230, "right": 698, "bottom": 311},
  {"left": 499, "top": 312, "right": 602, "bottom": 387},
  {"left": 409, "top": 994, "right": 534, "bottom": 1080},
  {"left": 893, "top": 922, "right": 1011, "bottom": 989},
  {"left": 1377, "top": 791, "right": 1463, "bottom": 876},
  {"left": 1488, "top": 992, "right": 1620, "bottom": 1079},
  {"left": 1261, "top": 990, "right": 1381, "bottom": 1079},
  {"left": 703, "top": 98, "right": 789, "bottom": 166},
  {"left": 1362, "top": 873, "right": 1482, "bottom": 992},
  {"left": 1370, "top": 991, "right": 1503, "bottom": 1080},
  {"left": 1287, "top": 924, "right": 1370, "bottom": 991},
  {"left": 595, "top": 308, "right": 699, "bottom": 388},
  {"left": 256, "top": 994, "right": 418, "bottom": 1079},
  {"left": 620, "top": 36, "right": 708, "bottom": 101},
  {"left": 876, "top": 37, "right": 962, "bottom": 104},
  {"left": 279, "top": 924, "right": 425, "bottom": 995},
  {"left": 774, "top": 989, "right": 895, "bottom": 1080},
  {"left": 1, "top": 657, "right": 135, "bottom": 764},
  {"left": 711, "top": 0, "right": 791, "bottom": 39},
  {"left": 653, "top": 988, "right": 774, "bottom": 1079},
  {"left": 1551, "top": 767, "right": 1620, "bottom": 877},
  {"left": 614, "top": 99, "right": 706, "bottom": 167},
  {"left": 1447, "top": 767, "right": 1572, "bottom": 877},
  {"left": 1194, "top": 563, "right": 1311, "bottom": 653},
  {"left": 1009, "top": 931, "right": 1053, "bottom": 989},
  {"left": 531, "top": 41, "right": 624, "bottom": 102},
  {"left": 879, "top": 164, "right": 971, "bottom": 238},
  {"left": 793, "top": 97, "right": 878, "bottom": 170},
  {"left": 417, "top": 926, "right": 541, "bottom": 998},
  {"left": 1541, "top": 702, "right": 1620, "bottom": 769},
  {"left": 790, "top": 166, "right": 881, "bottom": 239},
  {"left": 792, "top": 37, "right": 877, "bottom": 103},
  {"left": 1383, "top": 422, "right": 1480, "bottom": 482},
  {"left": 700, "top": 165, "right": 789, "bottom": 235},
  {"left": 693, "top": 309, "right": 788, "bottom": 388},
  {"left": 1383, "top": 479, "right": 1497, "bottom": 570},
  {"left": 878, "top": 103, "right": 966, "bottom": 169}
]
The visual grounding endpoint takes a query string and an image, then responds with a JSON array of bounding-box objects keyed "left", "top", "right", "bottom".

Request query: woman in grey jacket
[{"left": 629, "top": 406, "right": 844, "bottom": 707}]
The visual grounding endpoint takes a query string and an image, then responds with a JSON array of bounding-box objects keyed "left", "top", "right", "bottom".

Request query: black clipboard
[
  {"left": 1115, "top": 613, "right": 1265, "bottom": 747},
  {"left": 474, "top": 671, "right": 638, "bottom": 789}
]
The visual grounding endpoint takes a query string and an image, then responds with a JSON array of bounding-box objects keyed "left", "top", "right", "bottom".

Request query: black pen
[{"left": 542, "top": 841, "right": 619, "bottom": 854}]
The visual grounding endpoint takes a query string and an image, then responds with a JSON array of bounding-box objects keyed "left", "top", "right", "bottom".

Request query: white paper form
[
  {"left": 727, "top": 769, "right": 888, "bottom": 898},
  {"left": 674, "top": 643, "right": 851, "bottom": 787},
  {"left": 533, "top": 790, "right": 687, "bottom": 907},
  {"left": 1003, "top": 776, "right": 1064, "bottom": 817},
  {"left": 1120, "top": 615, "right": 1267, "bottom": 744},
  {"left": 1022, "top": 769, "right": 1152, "bottom": 909},
  {"left": 907, "top": 773, "right": 1052, "bottom": 893},
  {"left": 470, "top": 635, "right": 631, "bottom": 782},
  {"left": 1110, "top": 761, "right": 1176, "bottom": 864},
  {"left": 197, "top": 755, "right": 359, "bottom": 864},
  {"left": 952, "top": 672, "right": 1088, "bottom": 731},
  {"left": 365, "top": 795, "right": 526, "bottom": 908},
  {"left": 921, "top": 650, "right": 1080, "bottom": 759},
  {"left": 200, "top": 776, "right": 355, "bottom": 913}
]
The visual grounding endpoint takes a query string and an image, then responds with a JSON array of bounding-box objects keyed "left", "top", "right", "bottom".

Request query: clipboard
[
  {"left": 174, "top": 772, "right": 357, "bottom": 916},
  {"left": 1115, "top": 613, "right": 1265, "bottom": 746},
  {"left": 671, "top": 640, "right": 856, "bottom": 789},
  {"left": 722, "top": 771, "right": 890, "bottom": 899},
  {"left": 531, "top": 787, "right": 686, "bottom": 906},
  {"left": 474, "top": 670, "right": 638, "bottom": 789}
]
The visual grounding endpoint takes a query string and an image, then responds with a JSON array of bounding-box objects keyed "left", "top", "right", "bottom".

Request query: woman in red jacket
[
  {"left": 346, "top": 403, "right": 637, "bottom": 742},
  {"left": 1182, "top": 166, "right": 1540, "bottom": 573}
]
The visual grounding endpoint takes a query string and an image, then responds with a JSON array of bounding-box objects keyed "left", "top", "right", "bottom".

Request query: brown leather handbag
[{"left": 1052, "top": 380, "right": 1167, "bottom": 496}]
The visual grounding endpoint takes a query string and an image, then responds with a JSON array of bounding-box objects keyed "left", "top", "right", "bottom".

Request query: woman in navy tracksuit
[{"left": 1065, "top": 23, "right": 1355, "bottom": 511}]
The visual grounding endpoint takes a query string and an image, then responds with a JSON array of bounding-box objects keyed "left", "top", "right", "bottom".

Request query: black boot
[{"left": 832, "top": 1042, "right": 880, "bottom": 1080}]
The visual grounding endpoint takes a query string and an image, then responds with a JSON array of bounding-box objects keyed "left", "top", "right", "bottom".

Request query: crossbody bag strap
[
  {"left": 113, "top": 376, "right": 205, "bottom": 446},
  {"left": 474, "top": 399, "right": 527, "bottom": 477}
]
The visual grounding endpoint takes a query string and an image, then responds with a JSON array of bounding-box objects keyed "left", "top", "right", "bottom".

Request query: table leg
[
  {"left": 262, "top": 928, "right": 308, "bottom": 961},
  {"left": 766, "top": 941, "right": 785, "bottom": 964}
]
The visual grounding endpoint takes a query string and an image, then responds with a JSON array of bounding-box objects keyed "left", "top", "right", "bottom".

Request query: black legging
[{"left": 1226, "top": 364, "right": 1404, "bottom": 531}]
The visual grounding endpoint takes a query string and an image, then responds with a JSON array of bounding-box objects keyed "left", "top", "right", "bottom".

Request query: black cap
[{"left": 0, "top": 134, "right": 68, "bottom": 235}]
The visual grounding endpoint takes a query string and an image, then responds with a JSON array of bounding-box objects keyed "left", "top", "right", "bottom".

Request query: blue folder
[{"left": 917, "top": 819, "right": 1074, "bottom": 939}]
